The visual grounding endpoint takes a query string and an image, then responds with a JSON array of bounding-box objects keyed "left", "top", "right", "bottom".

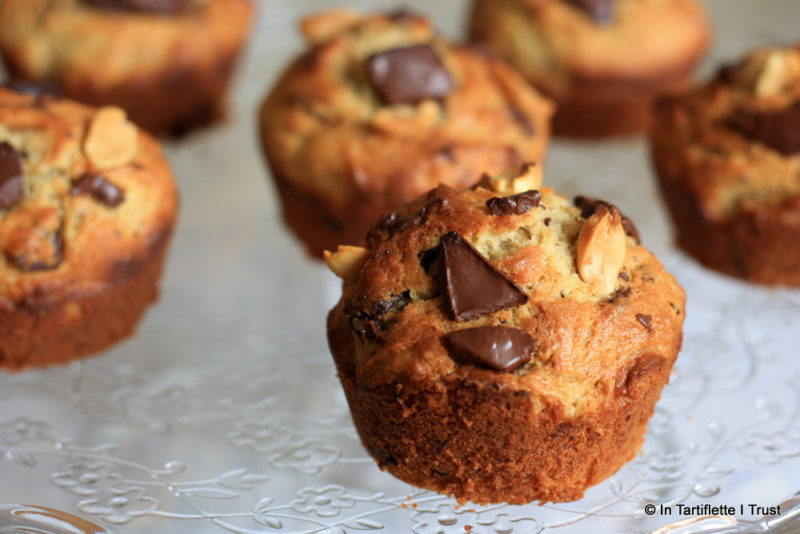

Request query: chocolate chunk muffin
[
  {"left": 0, "top": 0, "right": 253, "bottom": 136},
  {"left": 469, "top": 0, "right": 711, "bottom": 137},
  {"left": 651, "top": 44, "right": 800, "bottom": 286},
  {"left": 326, "top": 166, "right": 685, "bottom": 504},
  {"left": 0, "top": 86, "right": 178, "bottom": 370},
  {"left": 259, "top": 10, "right": 553, "bottom": 258}
]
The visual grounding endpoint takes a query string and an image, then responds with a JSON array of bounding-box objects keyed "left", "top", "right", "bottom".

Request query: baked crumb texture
[
  {"left": 651, "top": 44, "right": 800, "bottom": 285},
  {"left": 327, "top": 171, "right": 685, "bottom": 504},
  {"left": 0, "top": 87, "right": 178, "bottom": 370},
  {"left": 260, "top": 10, "right": 554, "bottom": 258},
  {"left": 0, "top": 0, "right": 253, "bottom": 136},
  {"left": 469, "top": 0, "right": 711, "bottom": 137}
]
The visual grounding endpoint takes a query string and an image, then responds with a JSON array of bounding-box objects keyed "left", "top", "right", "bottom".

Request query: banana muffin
[
  {"left": 469, "top": 0, "right": 711, "bottom": 137},
  {"left": 0, "top": 86, "right": 178, "bottom": 370},
  {"left": 326, "top": 165, "right": 685, "bottom": 504},
  {"left": 651, "top": 44, "right": 800, "bottom": 285},
  {"left": 260, "top": 10, "right": 553, "bottom": 258},
  {"left": 0, "top": 0, "right": 254, "bottom": 136}
]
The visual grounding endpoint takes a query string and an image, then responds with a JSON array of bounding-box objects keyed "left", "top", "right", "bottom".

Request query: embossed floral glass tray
[{"left": 2, "top": 1, "right": 800, "bottom": 533}]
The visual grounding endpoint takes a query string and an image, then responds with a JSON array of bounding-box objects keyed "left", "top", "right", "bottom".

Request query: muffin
[
  {"left": 469, "top": 0, "right": 711, "bottom": 137},
  {"left": 325, "top": 165, "right": 686, "bottom": 504},
  {"left": 0, "top": 86, "right": 178, "bottom": 370},
  {"left": 260, "top": 10, "right": 553, "bottom": 258},
  {"left": 0, "top": 0, "right": 254, "bottom": 136},
  {"left": 651, "top": 44, "right": 800, "bottom": 286}
]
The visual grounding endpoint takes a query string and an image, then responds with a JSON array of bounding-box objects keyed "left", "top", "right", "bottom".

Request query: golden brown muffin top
[
  {"left": 0, "top": 0, "right": 252, "bottom": 87},
  {"left": 470, "top": 0, "right": 711, "bottom": 95},
  {"left": 654, "top": 44, "right": 800, "bottom": 220},
  {"left": 327, "top": 167, "right": 685, "bottom": 418},
  {"left": 0, "top": 87, "right": 178, "bottom": 306},
  {"left": 261, "top": 10, "right": 553, "bottom": 210}
]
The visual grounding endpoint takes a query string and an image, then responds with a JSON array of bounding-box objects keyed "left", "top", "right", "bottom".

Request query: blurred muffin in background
[
  {"left": 0, "top": 0, "right": 254, "bottom": 136},
  {"left": 259, "top": 9, "right": 553, "bottom": 258},
  {"left": 469, "top": 0, "right": 711, "bottom": 137},
  {"left": 651, "top": 44, "right": 800, "bottom": 285}
]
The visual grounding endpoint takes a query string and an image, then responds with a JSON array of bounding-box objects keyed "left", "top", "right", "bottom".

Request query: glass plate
[{"left": 2, "top": 1, "right": 800, "bottom": 532}]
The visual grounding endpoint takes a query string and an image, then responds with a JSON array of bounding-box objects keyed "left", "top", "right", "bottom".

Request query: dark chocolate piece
[
  {"left": 440, "top": 231, "right": 528, "bottom": 321},
  {"left": 726, "top": 101, "right": 800, "bottom": 155},
  {"left": 366, "top": 44, "right": 453, "bottom": 105},
  {"left": 418, "top": 246, "right": 441, "bottom": 274},
  {"left": 84, "top": 0, "right": 187, "bottom": 14},
  {"left": 368, "top": 197, "right": 450, "bottom": 247},
  {"left": 0, "top": 142, "right": 24, "bottom": 210},
  {"left": 486, "top": 190, "right": 541, "bottom": 216},
  {"left": 565, "top": 0, "right": 614, "bottom": 23},
  {"left": 574, "top": 195, "right": 641, "bottom": 244},
  {"left": 370, "top": 290, "right": 411, "bottom": 318},
  {"left": 714, "top": 61, "right": 742, "bottom": 85},
  {"left": 445, "top": 325, "right": 535, "bottom": 371},
  {"left": 607, "top": 286, "right": 632, "bottom": 304},
  {"left": 70, "top": 173, "right": 125, "bottom": 207},
  {"left": 636, "top": 313, "right": 653, "bottom": 334}
]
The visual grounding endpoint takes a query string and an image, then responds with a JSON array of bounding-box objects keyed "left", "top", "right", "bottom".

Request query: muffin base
[
  {"left": 0, "top": 226, "right": 173, "bottom": 371},
  {"left": 655, "top": 169, "right": 800, "bottom": 286},
  {"left": 328, "top": 303, "right": 675, "bottom": 504},
  {"left": 550, "top": 59, "right": 701, "bottom": 138},
  {"left": 273, "top": 172, "right": 365, "bottom": 259},
  {"left": 1, "top": 49, "right": 239, "bottom": 136}
]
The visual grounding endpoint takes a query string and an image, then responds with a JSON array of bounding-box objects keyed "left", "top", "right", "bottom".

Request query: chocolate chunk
[
  {"left": 636, "top": 313, "right": 653, "bottom": 334},
  {"left": 565, "top": 0, "right": 614, "bottom": 23},
  {"left": 726, "top": 101, "right": 800, "bottom": 155},
  {"left": 370, "top": 290, "right": 411, "bottom": 318},
  {"left": 84, "top": 0, "right": 188, "bottom": 14},
  {"left": 445, "top": 325, "right": 535, "bottom": 372},
  {"left": 418, "top": 246, "right": 441, "bottom": 274},
  {"left": 368, "top": 197, "right": 450, "bottom": 246},
  {"left": 70, "top": 173, "right": 125, "bottom": 207},
  {"left": 620, "top": 217, "right": 641, "bottom": 244},
  {"left": 366, "top": 44, "right": 454, "bottom": 105},
  {"left": 440, "top": 232, "right": 528, "bottom": 321},
  {"left": 0, "top": 142, "right": 24, "bottom": 210},
  {"left": 487, "top": 190, "right": 541, "bottom": 216},
  {"left": 574, "top": 195, "right": 641, "bottom": 244},
  {"left": 714, "top": 61, "right": 742, "bottom": 85},
  {"left": 607, "top": 286, "right": 632, "bottom": 304}
]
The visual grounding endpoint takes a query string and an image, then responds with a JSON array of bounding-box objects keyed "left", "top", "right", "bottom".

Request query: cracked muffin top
[
  {"left": 326, "top": 165, "right": 685, "bottom": 419},
  {"left": 0, "top": 86, "right": 178, "bottom": 306},
  {"left": 260, "top": 9, "right": 553, "bottom": 257},
  {"left": 652, "top": 44, "right": 800, "bottom": 221}
]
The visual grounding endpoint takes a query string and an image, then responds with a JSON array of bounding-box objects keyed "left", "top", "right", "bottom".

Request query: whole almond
[
  {"left": 83, "top": 107, "right": 138, "bottom": 170},
  {"left": 576, "top": 206, "right": 626, "bottom": 295},
  {"left": 324, "top": 245, "right": 371, "bottom": 283},
  {"left": 736, "top": 49, "right": 800, "bottom": 97}
]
